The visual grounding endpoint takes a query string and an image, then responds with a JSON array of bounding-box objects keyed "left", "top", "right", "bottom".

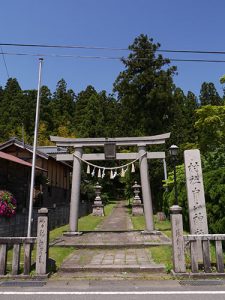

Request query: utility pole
[{"left": 27, "top": 58, "right": 43, "bottom": 237}]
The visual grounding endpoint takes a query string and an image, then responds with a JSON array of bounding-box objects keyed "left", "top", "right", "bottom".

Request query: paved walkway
[
  {"left": 96, "top": 200, "right": 133, "bottom": 231},
  {"left": 56, "top": 200, "right": 170, "bottom": 276},
  {"left": 53, "top": 200, "right": 170, "bottom": 247}
]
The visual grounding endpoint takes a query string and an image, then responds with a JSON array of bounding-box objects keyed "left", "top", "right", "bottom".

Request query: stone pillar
[
  {"left": 170, "top": 205, "right": 186, "bottom": 273},
  {"left": 132, "top": 181, "right": 144, "bottom": 216},
  {"left": 138, "top": 145, "right": 154, "bottom": 231},
  {"left": 92, "top": 182, "right": 105, "bottom": 216},
  {"left": 36, "top": 208, "right": 49, "bottom": 275},
  {"left": 68, "top": 147, "right": 83, "bottom": 233},
  {"left": 184, "top": 149, "right": 208, "bottom": 261}
]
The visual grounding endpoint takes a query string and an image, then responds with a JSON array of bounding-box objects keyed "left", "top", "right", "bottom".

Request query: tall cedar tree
[
  {"left": 113, "top": 34, "right": 177, "bottom": 137},
  {"left": 51, "top": 79, "right": 76, "bottom": 135},
  {"left": 0, "top": 78, "right": 26, "bottom": 141},
  {"left": 74, "top": 86, "right": 121, "bottom": 138},
  {"left": 199, "top": 82, "right": 222, "bottom": 106},
  {"left": 184, "top": 91, "right": 198, "bottom": 144}
]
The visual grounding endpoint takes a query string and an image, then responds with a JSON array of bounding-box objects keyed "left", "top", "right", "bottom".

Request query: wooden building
[{"left": 0, "top": 138, "right": 72, "bottom": 210}]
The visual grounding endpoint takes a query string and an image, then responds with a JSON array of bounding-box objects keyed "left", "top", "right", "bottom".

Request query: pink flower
[{"left": 0, "top": 190, "right": 16, "bottom": 217}]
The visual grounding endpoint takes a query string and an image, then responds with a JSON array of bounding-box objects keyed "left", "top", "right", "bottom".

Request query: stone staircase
[{"left": 53, "top": 200, "right": 171, "bottom": 278}]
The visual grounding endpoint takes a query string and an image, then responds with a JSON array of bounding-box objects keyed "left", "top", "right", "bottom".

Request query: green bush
[
  {"left": 163, "top": 149, "right": 225, "bottom": 234},
  {"left": 163, "top": 164, "right": 189, "bottom": 231}
]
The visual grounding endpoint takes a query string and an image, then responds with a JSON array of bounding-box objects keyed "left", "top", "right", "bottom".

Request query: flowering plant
[{"left": 0, "top": 190, "right": 16, "bottom": 217}]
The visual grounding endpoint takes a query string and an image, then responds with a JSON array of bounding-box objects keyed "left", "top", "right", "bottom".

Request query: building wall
[
  {"left": 0, "top": 158, "right": 30, "bottom": 211},
  {"left": 1, "top": 145, "right": 71, "bottom": 208}
]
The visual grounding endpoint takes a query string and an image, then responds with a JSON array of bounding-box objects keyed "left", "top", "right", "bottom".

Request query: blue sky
[{"left": 0, "top": 0, "right": 225, "bottom": 97}]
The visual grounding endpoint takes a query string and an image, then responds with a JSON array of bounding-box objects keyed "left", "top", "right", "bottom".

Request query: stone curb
[
  {"left": 51, "top": 242, "right": 171, "bottom": 248},
  {"left": 60, "top": 264, "right": 165, "bottom": 273}
]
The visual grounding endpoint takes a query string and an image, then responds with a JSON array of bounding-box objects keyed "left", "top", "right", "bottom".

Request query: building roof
[
  {"left": 0, "top": 137, "right": 49, "bottom": 160},
  {"left": 0, "top": 151, "right": 45, "bottom": 170},
  {"left": 37, "top": 146, "right": 68, "bottom": 155},
  {"left": 0, "top": 137, "right": 72, "bottom": 169}
]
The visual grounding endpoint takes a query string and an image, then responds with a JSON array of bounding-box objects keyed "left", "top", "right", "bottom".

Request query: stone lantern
[
  {"left": 132, "top": 181, "right": 144, "bottom": 216},
  {"left": 92, "top": 182, "right": 105, "bottom": 216}
]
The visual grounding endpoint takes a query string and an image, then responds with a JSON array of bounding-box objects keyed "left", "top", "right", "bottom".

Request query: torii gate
[{"left": 50, "top": 133, "right": 170, "bottom": 234}]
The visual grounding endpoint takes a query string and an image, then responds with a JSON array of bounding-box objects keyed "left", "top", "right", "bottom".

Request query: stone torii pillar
[
  {"left": 138, "top": 144, "right": 154, "bottom": 232},
  {"left": 69, "top": 147, "right": 83, "bottom": 233},
  {"left": 50, "top": 133, "right": 171, "bottom": 233}
]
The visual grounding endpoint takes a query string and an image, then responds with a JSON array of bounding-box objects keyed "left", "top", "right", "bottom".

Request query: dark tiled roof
[{"left": 0, "top": 137, "right": 49, "bottom": 159}]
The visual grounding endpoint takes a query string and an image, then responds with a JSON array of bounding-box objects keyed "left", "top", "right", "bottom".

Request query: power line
[
  {"left": 0, "top": 52, "right": 121, "bottom": 59},
  {"left": 0, "top": 47, "right": 9, "bottom": 78},
  {"left": 0, "top": 43, "right": 128, "bottom": 51},
  {"left": 170, "top": 58, "right": 225, "bottom": 63},
  {"left": 1, "top": 51, "right": 225, "bottom": 64},
  {"left": 1, "top": 42, "right": 225, "bottom": 56}
]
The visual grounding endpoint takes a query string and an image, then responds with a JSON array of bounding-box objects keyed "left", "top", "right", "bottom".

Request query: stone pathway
[
  {"left": 60, "top": 248, "right": 164, "bottom": 273},
  {"left": 57, "top": 200, "right": 170, "bottom": 276},
  {"left": 96, "top": 200, "right": 133, "bottom": 231}
]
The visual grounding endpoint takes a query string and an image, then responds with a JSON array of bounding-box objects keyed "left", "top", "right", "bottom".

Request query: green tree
[
  {"left": 51, "top": 79, "right": 76, "bottom": 134},
  {"left": 22, "top": 89, "right": 37, "bottom": 139},
  {"left": 38, "top": 121, "right": 53, "bottom": 146},
  {"left": 113, "top": 34, "right": 177, "bottom": 136},
  {"left": 40, "top": 86, "right": 53, "bottom": 131},
  {"left": 220, "top": 75, "right": 225, "bottom": 100},
  {"left": 74, "top": 87, "right": 121, "bottom": 138},
  {"left": 195, "top": 105, "right": 225, "bottom": 152},
  {"left": 220, "top": 75, "right": 225, "bottom": 84},
  {"left": 74, "top": 85, "right": 98, "bottom": 136},
  {"left": 199, "top": 82, "right": 222, "bottom": 106},
  {"left": 182, "top": 91, "right": 199, "bottom": 146},
  {"left": 0, "top": 78, "right": 25, "bottom": 141},
  {"left": 169, "top": 88, "right": 187, "bottom": 146}
]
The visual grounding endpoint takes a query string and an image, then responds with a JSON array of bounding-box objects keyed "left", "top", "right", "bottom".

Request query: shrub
[{"left": 0, "top": 190, "right": 16, "bottom": 217}]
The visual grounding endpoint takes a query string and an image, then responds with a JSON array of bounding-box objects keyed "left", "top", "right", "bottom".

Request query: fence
[
  {"left": 184, "top": 234, "right": 225, "bottom": 273},
  {"left": 0, "top": 208, "right": 49, "bottom": 277},
  {"left": 170, "top": 205, "right": 225, "bottom": 276},
  {"left": 0, "top": 201, "right": 91, "bottom": 237},
  {"left": 0, "top": 237, "right": 36, "bottom": 276}
]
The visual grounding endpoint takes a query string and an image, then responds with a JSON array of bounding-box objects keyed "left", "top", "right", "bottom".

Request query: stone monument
[
  {"left": 92, "top": 182, "right": 105, "bottom": 216},
  {"left": 36, "top": 208, "right": 49, "bottom": 275},
  {"left": 184, "top": 149, "right": 208, "bottom": 235},
  {"left": 132, "top": 181, "right": 144, "bottom": 216},
  {"left": 184, "top": 149, "right": 209, "bottom": 260}
]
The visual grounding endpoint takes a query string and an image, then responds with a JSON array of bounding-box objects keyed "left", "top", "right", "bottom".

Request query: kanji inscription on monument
[{"left": 184, "top": 149, "right": 208, "bottom": 235}]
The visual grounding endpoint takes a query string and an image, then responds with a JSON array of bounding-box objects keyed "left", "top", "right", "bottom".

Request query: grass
[
  {"left": 150, "top": 246, "right": 173, "bottom": 273},
  {"left": 131, "top": 213, "right": 172, "bottom": 237},
  {"left": 49, "top": 224, "right": 69, "bottom": 242},
  {"left": 78, "top": 200, "right": 116, "bottom": 231},
  {"left": 49, "top": 247, "right": 74, "bottom": 271}
]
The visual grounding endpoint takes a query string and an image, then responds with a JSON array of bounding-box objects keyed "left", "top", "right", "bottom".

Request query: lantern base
[
  {"left": 92, "top": 204, "right": 105, "bottom": 216},
  {"left": 132, "top": 203, "right": 144, "bottom": 216}
]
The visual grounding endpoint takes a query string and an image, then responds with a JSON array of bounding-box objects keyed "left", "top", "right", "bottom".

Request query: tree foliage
[
  {"left": 199, "top": 82, "right": 222, "bottom": 106},
  {"left": 1, "top": 35, "right": 225, "bottom": 231},
  {"left": 195, "top": 105, "right": 225, "bottom": 152},
  {"left": 113, "top": 34, "right": 177, "bottom": 136}
]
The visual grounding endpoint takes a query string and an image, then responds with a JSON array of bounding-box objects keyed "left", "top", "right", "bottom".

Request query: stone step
[
  {"left": 51, "top": 242, "right": 171, "bottom": 248},
  {"left": 51, "top": 231, "right": 171, "bottom": 248},
  {"left": 58, "top": 248, "right": 166, "bottom": 275},
  {"left": 59, "top": 264, "right": 165, "bottom": 273}
]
